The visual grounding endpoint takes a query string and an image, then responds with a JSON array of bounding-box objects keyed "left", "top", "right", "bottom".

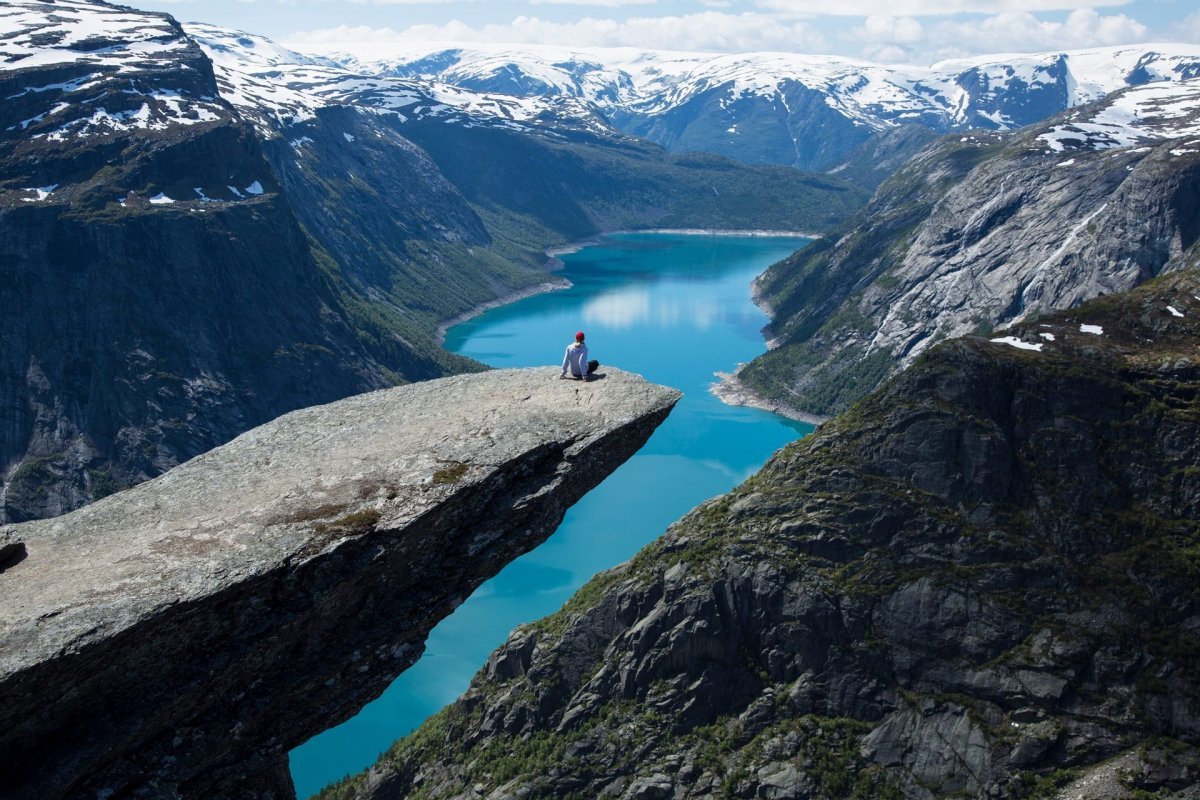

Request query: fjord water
[{"left": 290, "top": 232, "right": 814, "bottom": 797}]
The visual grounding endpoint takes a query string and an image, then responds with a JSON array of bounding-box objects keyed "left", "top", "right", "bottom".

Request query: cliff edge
[{"left": 0, "top": 367, "right": 680, "bottom": 800}]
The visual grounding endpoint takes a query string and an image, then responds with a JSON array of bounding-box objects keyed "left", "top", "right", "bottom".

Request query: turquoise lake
[{"left": 289, "top": 231, "right": 814, "bottom": 797}]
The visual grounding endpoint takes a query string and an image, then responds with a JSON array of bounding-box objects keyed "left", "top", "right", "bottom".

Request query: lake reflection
[{"left": 582, "top": 285, "right": 722, "bottom": 331}]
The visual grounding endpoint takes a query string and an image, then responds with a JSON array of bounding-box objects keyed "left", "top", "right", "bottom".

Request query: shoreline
[
  {"left": 434, "top": 276, "right": 572, "bottom": 347},
  {"left": 748, "top": 276, "right": 785, "bottom": 351},
  {"left": 544, "top": 228, "right": 819, "bottom": 260},
  {"left": 613, "top": 227, "right": 823, "bottom": 239},
  {"left": 710, "top": 371, "right": 831, "bottom": 427}
]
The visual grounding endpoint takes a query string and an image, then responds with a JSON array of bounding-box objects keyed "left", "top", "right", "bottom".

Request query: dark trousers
[{"left": 572, "top": 360, "right": 599, "bottom": 378}]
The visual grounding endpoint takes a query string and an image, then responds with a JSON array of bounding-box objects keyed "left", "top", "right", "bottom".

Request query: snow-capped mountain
[
  {"left": 184, "top": 25, "right": 618, "bottom": 142},
  {"left": 1035, "top": 78, "right": 1200, "bottom": 152},
  {"left": 311, "top": 41, "right": 1200, "bottom": 171},
  {"left": 0, "top": 0, "right": 619, "bottom": 166},
  {"left": 0, "top": 0, "right": 231, "bottom": 150}
]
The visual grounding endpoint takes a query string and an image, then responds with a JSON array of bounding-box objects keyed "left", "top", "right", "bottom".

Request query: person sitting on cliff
[{"left": 560, "top": 331, "right": 599, "bottom": 381}]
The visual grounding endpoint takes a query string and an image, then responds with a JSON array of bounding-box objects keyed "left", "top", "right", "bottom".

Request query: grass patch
[
  {"left": 313, "top": 508, "right": 383, "bottom": 536},
  {"left": 431, "top": 462, "right": 469, "bottom": 485}
]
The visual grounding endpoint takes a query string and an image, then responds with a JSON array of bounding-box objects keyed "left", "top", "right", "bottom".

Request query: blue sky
[{"left": 134, "top": 0, "right": 1200, "bottom": 63}]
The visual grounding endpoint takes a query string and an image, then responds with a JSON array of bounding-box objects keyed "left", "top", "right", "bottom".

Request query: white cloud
[
  {"left": 847, "top": 8, "right": 1148, "bottom": 63},
  {"left": 1172, "top": 10, "right": 1200, "bottom": 43},
  {"left": 935, "top": 9, "right": 1146, "bottom": 52},
  {"left": 759, "top": 0, "right": 1131, "bottom": 16},
  {"left": 530, "top": 0, "right": 657, "bottom": 6},
  {"left": 864, "top": 44, "right": 917, "bottom": 62},
  {"left": 286, "top": 24, "right": 406, "bottom": 44},
  {"left": 854, "top": 15, "right": 924, "bottom": 44},
  {"left": 288, "top": 12, "right": 826, "bottom": 53}
]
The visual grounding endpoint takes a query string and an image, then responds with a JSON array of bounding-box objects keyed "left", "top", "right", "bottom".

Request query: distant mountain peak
[{"left": 289, "top": 40, "right": 1200, "bottom": 171}]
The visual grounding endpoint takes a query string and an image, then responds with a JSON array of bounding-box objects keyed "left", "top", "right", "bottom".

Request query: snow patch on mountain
[
  {"left": 990, "top": 336, "right": 1044, "bottom": 351},
  {"left": 0, "top": 0, "right": 190, "bottom": 70},
  {"left": 1, "top": 1, "right": 230, "bottom": 142},
  {"left": 1037, "top": 79, "right": 1200, "bottom": 151}
]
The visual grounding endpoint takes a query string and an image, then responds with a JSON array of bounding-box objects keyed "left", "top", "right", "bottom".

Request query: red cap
[{"left": 575, "top": 331, "right": 585, "bottom": 341}]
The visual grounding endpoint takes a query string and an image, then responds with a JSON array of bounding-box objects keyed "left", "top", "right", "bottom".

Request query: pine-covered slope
[
  {"left": 738, "top": 78, "right": 1200, "bottom": 418},
  {"left": 323, "top": 271, "right": 1200, "bottom": 800},
  {"left": 0, "top": 1, "right": 863, "bottom": 523}
]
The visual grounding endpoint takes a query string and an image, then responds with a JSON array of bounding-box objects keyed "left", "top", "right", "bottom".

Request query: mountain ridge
[{"left": 304, "top": 40, "right": 1200, "bottom": 172}]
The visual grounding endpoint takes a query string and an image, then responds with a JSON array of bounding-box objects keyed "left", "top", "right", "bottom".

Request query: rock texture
[
  {"left": 740, "top": 80, "right": 1200, "bottom": 417},
  {"left": 0, "top": 367, "right": 680, "bottom": 800},
  {"left": 326, "top": 274, "right": 1200, "bottom": 800}
]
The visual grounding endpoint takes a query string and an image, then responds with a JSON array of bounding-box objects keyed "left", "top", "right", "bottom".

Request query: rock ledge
[{"left": 0, "top": 367, "right": 679, "bottom": 800}]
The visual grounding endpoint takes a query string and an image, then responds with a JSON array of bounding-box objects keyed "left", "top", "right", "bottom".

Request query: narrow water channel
[{"left": 290, "top": 232, "right": 815, "bottom": 797}]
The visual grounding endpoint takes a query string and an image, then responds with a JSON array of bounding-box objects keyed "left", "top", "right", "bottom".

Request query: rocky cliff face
[
  {"left": 740, "top": 78, "right": 1200, "bottom": 418},
  {"left": 0, "top": 0, "right": 488, "bottom": 523},
  {"left": 0, "top": 367, "right": 679, "bottom": 800},
  {"left": 327, "top": 273, "right": 1200, "bottom": 800}
]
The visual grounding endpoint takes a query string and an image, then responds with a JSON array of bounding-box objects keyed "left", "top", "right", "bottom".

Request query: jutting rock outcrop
[
  {"left": 0, "top": 367, "right": 680, "bottom": 800},
  {"left": 329, "top": 273, "right": 1200, "bottom": 800}
]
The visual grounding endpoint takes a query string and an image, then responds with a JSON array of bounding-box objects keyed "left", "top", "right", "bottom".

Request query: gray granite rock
[{"left": 0, "top": 367, "right": 679, "bottom": 800}]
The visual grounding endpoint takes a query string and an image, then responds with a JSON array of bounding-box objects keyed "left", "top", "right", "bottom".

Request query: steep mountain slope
[
  {"left": 738, "top": 77, "right": 1200, "bottom": 417},
  {"left": 322, "top": 272, "right": 1200, "bottom": 800},
  {"left": 0, "top": 0, "right": 475, "bottom": 523},
  {"left": 323, "top": 42, "right": 1200, "bottom": 173},
  {"left": 824, "top": 124, "right": 942, "bottom": 191},
  {"left": 0, "top": 1, "right": 862, "bottom": 523}
]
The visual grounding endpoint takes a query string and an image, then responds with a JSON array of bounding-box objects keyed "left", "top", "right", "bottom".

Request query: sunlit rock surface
[{"left": 0, "top": 367, "right": 680, "bottom": 800}]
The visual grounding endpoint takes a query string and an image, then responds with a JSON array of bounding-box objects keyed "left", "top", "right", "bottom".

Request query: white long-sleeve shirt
[{"left": 562, "top": 341, "right": 589, "bottom": 377}]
